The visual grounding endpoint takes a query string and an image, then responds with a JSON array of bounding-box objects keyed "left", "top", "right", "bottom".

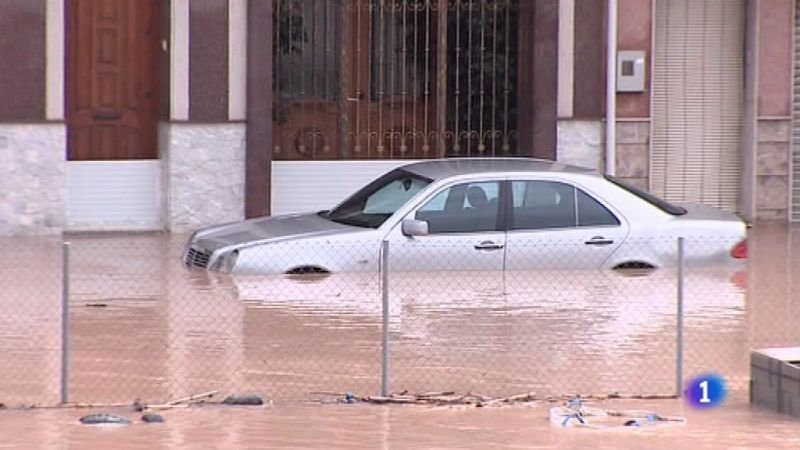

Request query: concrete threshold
[{"left": 750, "top": 347, "right": 800, "bottom": 418}]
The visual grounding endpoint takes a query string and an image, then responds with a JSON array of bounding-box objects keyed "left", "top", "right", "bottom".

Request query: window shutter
[{"left": 792, "top": 0, "right": 800, "bottom": 221}]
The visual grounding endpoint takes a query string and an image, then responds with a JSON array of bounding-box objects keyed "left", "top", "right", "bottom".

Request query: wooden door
[{"left": 66, "top": 0, "right": 159, "bottom": 160}]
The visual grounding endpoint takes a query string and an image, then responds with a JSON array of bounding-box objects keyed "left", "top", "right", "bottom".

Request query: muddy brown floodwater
[
  {"left": 0, "top": 223, "right": 798, "bottom": 448},
  {"left": 0, "top": 399, "right": 799, "bottom": 449}
]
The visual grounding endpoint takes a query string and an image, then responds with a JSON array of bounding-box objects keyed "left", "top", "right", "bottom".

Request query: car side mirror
[{"left": 402, "top": 219, "right": 429, "bottom": 237}]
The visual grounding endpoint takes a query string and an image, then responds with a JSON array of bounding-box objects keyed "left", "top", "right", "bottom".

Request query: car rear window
[{"left": 605, "top": 176, "right": 687, "bottom": 216}]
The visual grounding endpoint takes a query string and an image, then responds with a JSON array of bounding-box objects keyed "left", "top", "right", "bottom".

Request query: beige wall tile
[
  {"left": 616, "top": 144, "right": 649, "bottom": 178},
  {"left": 616, "top": 121, "right": 649, "bottom": 145},
  {"left": 757, "top": 120, "right": 791, "bottom": 143},
  {"left": 756, "top": 142, "right": 789, "bottom": 176},
  {"left": 756, "top": 208, "right": 788, "bottom": 221},
  {"left": 755, "top": 175, "right": 788, "bottom": 210},
  {"left": 617, "top": 177, "right": 648, "bottom": 192}
]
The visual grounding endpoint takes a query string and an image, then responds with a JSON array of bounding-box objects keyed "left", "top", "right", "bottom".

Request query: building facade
[{"left": 0, "top": 0, "right": 797, "bottom": 235}]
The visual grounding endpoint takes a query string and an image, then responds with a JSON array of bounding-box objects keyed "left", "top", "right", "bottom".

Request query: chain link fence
[
  {"left": 0, "top": 231, "right": 797, "bottom": 407},
  {"left": 0, "top": 237, "right": 63, "bottom": 406}
]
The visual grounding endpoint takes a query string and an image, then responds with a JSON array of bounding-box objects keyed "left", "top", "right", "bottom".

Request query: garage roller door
[
  {"left": 651, "top": 0, "right": 744, "bottom": 212},
  {"left": 792, "top": 0, "right": 800, "bottom": 221}
]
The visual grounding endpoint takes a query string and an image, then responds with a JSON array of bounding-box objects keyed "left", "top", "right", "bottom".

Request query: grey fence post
[
  {"left": 61, "top": 242, "right": 70, "bottom": 404},
  {"left": 676, "top": 237, "right": 685, "bottom": 397},
  {"left": 380, "top": 240, "right": 390, "bottom": 397}
]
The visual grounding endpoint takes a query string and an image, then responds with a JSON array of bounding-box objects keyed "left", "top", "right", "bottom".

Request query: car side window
[
  {"left": 416, "top": 181, "right": 500, "bottom": 233},
  {"left": 511, "top": 180, "right": 621, "bottom": 230},
  {"left": 576, "top": 189, "right": 620, "bottom": 226},
  {"left": 511, "top": 181, "right": 576, "bottom": 229}
]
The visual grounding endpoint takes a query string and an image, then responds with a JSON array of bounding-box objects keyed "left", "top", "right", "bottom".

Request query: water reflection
[
  {"left": 227, "top": 258, "right": 750, "bottom": 397},
  {"left": 233, "top": 267, "right": 746, "bottom": 342}
]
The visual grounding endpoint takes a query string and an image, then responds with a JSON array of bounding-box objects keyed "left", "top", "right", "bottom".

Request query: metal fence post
[
  {"left": 380, "top": 240, "right": 390, "bottom": 397},
  {"left": 61, "top": 242, "right": 70, "bottom": 404},
  {"left": 676, "top": 237, "right": 685, "bottom": 397}
]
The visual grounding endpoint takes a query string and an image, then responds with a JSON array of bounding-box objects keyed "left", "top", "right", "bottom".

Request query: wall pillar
[
  {"left": 0, "top": 125, "right": 66, "bottom": 235},
  {"left": 161, "top": 0, "right": 247, "bottom": 232},
  {"left": 752, "top": 0, "right": 793, "bottom": 221},
  {"left": 556, "top": 0, "right": 603, "bottom": 169},
  {"left": 0, "top": 0, "right": 66, "bottom": 235},
  {"left": 244, "top": 0, "right": 272, "bottom": 218}
]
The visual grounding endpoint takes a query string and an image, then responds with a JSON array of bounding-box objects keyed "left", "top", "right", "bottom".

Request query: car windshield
[
  {"left": 322, "top": 169, "right": 432, "bottom": 228},
  {"left": 605, "top": 175, "right": 687, "bottom": 215}
]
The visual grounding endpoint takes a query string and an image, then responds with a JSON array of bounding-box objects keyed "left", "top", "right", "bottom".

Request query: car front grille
[{"left": 185, "top": 247, "right": 210, "bottom": 268}]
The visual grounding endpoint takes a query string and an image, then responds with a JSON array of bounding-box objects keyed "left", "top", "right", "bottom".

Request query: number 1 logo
[
  {"left": 699, "top": 380, "right": 711, "bottom": 403},
  {"left": 686, "top": 374, "right": 726, "bottom": 409}
]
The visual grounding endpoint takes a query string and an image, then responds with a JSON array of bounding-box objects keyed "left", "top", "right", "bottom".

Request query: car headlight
[
  {"left": 225, "top": 250, "right": 239, "bottom": 273},
  {"left": 183, "top": 230, "right": 199, "bottom": 256},
  {"left": 210, "top": 250, "right": 239, "bottom": 273}
]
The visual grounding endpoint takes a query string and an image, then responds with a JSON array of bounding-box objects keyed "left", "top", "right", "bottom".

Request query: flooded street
[
  {"left": 0, "top": 224, "right": 797, "bottom": 447},
  {"left": 0, "top": 399, "right": 798, "bottom": 449}
]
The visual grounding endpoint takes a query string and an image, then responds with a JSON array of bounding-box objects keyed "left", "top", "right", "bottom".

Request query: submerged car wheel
[
  {"left": 284, "top": 266, "right": 332, "bottom": 283},
  {"left": 613, "top": 261, "right": 656, "bottom": 270},
  {"left": 612, "top": 261, "right": 657, "bottom": 277},
  {"left": 285, "top": 266, "right": 330, "bottom": 275}
]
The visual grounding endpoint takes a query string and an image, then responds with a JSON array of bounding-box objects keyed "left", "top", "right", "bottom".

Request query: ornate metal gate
[{"left": 274, "top": 0, "right": 520, "bottom": 160}]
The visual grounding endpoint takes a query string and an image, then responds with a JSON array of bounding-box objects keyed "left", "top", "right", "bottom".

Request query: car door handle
[
  {"left": 585, "top": 237, "right": 614, "bottom": 246},
  {"left": 474, "top": 241, "right": 504, "bottom": 251}
]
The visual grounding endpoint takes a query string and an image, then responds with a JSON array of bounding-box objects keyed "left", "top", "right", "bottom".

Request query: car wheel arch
[
  {"left": 285, "top": 266, "right": 331, "bottom": 275},
  {"left": 612, "top": 260, "right": 657, "bottom": 270}
]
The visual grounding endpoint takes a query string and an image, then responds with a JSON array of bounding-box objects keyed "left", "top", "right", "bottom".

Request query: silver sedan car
[{"left": 183, "top": 158, "right": 748, "bottom": 274}]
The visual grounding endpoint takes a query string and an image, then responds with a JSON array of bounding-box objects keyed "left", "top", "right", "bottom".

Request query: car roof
[{"left": 399, "top": 157, "right": 600, "bottom": 181}]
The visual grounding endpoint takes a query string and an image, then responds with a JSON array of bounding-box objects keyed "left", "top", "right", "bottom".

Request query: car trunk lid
[{"left": 673, "top": 203, "right": 744, "bottom": 224}]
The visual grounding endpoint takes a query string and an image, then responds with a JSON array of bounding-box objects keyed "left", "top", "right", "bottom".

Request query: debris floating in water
[
  {"left": 310, "top": 391, "right": 537, "bottom": 407},
  {"left": 144, "top": 390, "right": 219, "bottom": 410},
  {"left": 550, "top": 396, "right": 686, "bottom": 428},
  {"left": 222, "top": 394, "right": 264, "bottom": 406},
  {"left": 79, "top": 413, "right": 131, "bottom": 426},
  {"left": 141, "top": 413, "right": 165, "bottom": 423}
]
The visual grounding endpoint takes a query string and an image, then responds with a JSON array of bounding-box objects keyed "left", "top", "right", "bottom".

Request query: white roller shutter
[
  {"left": 651, "top": 0, "right": 744, "bottom": 212},
  {"left": 792, "top": 0, "right": 800, "bottom": 221},
  {"left": 66, "top": 161, "right": 163, "bottom": 231},
  {"left": 271, "top": 160, "right": 419, "bottom": 215}
]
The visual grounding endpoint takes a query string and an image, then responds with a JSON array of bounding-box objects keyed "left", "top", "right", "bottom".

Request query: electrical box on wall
[{"left": 617, "top": 50, "right": 646, "bottom": 92}]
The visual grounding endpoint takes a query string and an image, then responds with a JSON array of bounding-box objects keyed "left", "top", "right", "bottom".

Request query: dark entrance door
[{"left": 66, "top": 0, "right": 159, "bottom": 160}]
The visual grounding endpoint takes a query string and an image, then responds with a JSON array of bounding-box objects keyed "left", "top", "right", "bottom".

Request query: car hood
[{"left": 192, "top": 212, "right": 361, "bottom": 253}]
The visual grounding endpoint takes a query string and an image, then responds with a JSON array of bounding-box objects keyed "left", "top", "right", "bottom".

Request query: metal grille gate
[{"left": 273, "top": 0, "right": 520, "bottom": 160}]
